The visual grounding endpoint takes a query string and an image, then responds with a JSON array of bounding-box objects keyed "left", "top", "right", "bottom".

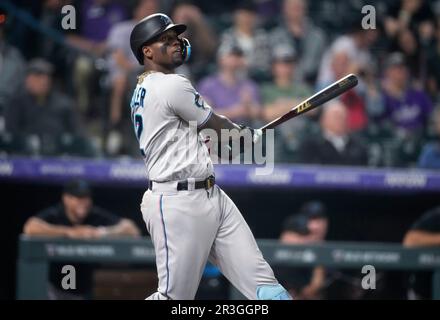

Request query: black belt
[{"left": 149, "top": 175, "right": 215, "bottom": 191}]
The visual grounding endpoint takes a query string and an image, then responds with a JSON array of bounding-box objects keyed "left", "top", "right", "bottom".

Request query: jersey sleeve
[{"left": 166, "top": 75, "right": 213, "bottom": 127}]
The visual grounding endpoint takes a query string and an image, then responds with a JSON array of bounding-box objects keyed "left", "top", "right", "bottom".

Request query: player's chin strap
[{"left": 256, "top": 284, "right": 293, "bottom": 300}]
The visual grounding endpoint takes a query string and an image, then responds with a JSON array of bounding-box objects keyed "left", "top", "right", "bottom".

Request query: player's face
[
  {"left": 307, "top": 218, "right": 328, "bottom": 241},
  {"left": 272, "top": 60, "right": 295, "bottom": 80},
  {"left": 25, "top": 73, "right": 52, "bottom": 97},
  {"left": 387, "top": 65, "right": 408, "bottom": 87},
  {"left": 63, "top": 194, "right": 92, "bottom": 224},
  {"left": 149, "top": 30, "right": 183, "bottom": 68},
  {"left": 220, "top": 53, "right": 246, "bottom": 73},
  {"left": 284, "top": 0, "right": 306, "bottom": 21},
  {"left": 235, "top": 9, "right": 256, "bottom": 30},
  {"left": 322, "top": 104, "right": 348, "bottom": 136}
]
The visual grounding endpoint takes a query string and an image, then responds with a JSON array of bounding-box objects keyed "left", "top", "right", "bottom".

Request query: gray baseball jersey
[
  {"left": 131, "top": 72, "right": 213, "bottom": 182},
  {"left": 131, "top": 71, "right": 289, "bottom": 300}
]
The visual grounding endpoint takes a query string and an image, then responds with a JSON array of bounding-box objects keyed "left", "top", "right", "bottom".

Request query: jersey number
[{"left": 134, "top": 114, "right": 143, "bottom": 140}]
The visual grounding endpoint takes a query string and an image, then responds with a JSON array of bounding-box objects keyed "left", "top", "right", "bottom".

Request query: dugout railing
[{"left": 16, "top": 236, "right": 440, "bottom": 300}]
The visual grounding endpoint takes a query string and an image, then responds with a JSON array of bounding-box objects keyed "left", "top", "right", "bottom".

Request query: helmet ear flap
[{"left": 179, "top": 37, "right": 191, "bottom": 63}]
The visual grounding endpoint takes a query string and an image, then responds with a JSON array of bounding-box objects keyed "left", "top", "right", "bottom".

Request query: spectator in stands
[
  {"left": 23, "top": 179, "right": 140, "bottom": 299},
  {"left": 392, "top": 28, "right": 423, "bottom": 82},
  {"left": 260, "top": 45, "right": 313, "bottom": 162},
  {"left": 0, "top": 15, "right": 26, "bottom": 133},
  {"left": 67, "top": 0, "right": 128, "bottom": 116},
  {"left": 105, "top": 0, "right": 159, "bottom": 156},
  {"left": 316, "top": 19, "right": 380, "bottom": 132},
  {"left": 219, "top": 0, "right": 271, "bottom": 80},
  {"left": 323, "top": 50, "right": 369, "bottom": 132},
  {"left": 270, "top": 0, "right": 326, "bottom": 83},
  {"left": 418, "top": 107, "right": 440, "bottom": 169},
  {"left": 35, "top": 0, "right": 73, "bottom": 81},
  {"left": 5, "top": 59, "right": 95, "bottom": 156},
  {"left": 276, "top": 201, "right": 328, "bottom": 299},
  {"left": 426, "top": 23, "right": 440, "bottom": 102},
  {"left": 171, "top": 1, "right": 218, "bottom": 80},
  {"left": 254, "top": 0, "right": 280, "bottom": 23},
  {"left": 377, "top": 52, "right": 433, "bottom": 135},
  {"left": 198, "top": 45, "right": 261, "bottom": 125},
  {"left": 385, "top": 0, "right": 436, "bottom": 45},
  {"left": 403, "top": 206, "right": 440, "bottom": 299},
  {"left": 107, "top": 0, "right": 158, "bottom": 127},
  {"left": 317, "top": 15, "right": 378, "bottom": 86},
  {"left": 303, "top": 201, "right": 328, "bottom": 243},
  {"left": 298, "top": 101, "right": 368, "bottom": 166}
]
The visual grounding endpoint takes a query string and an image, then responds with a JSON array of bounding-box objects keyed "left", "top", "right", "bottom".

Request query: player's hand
[
  {"left": 252, "top": 128, "right": 263, "bottom": 144},
  {"left": 239, "top": 125, "right": 263, "bottom": 144},
  {"left": 66, "top": 226, "right": 101, "bottom": 239}
]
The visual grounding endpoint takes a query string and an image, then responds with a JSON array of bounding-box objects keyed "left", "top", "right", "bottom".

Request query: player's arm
[
  {"left": 167, "top": 76, "right": 244, "bottom": 134},
  {"left": 23, "top": 217, "right": 72, "bottom": 237},
  {"left": 199, "top": 112, "right": 241, "bottom": 133},
  {"left": 403, "top": 230, "right": 440, "bottom": 247},
  {"left": 300, "top": 266, "right": 325, "bottom": 300},
  {"left": 168, "top": 76, "right": 261, "bottom": 144},
  {"left": 199, "top": 112, "right": 262, "bottom": 144},
  {"left": 95, "top": 219, "right": 141, "bottom": 238}
]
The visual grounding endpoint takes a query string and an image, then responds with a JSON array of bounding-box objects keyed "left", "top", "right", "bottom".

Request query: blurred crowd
[{"left": 1, "top": 0, "right": 440, "bottom": 168}]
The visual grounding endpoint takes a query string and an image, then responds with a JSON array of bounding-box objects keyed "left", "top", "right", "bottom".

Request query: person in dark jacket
[
  {"left": 23, "top": 179, "right": 140, "bottom": 299},
  {"left": 5, "top": 58, "right": 93, "bottom": 156},
  {"left": 403, "top": 206, "right": 440, "bottom": 300},
  {"left": 298, "top": 100, "right": 368, "bottom": 166}
]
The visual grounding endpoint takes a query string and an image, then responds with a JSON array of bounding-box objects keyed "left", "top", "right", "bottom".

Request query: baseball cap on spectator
[
  {"left": 271, "top": 45, "right": 296, "bottom": 63},
  {"left": 299, "top": 201, "right": 327, "bottom": 220},
  {"left": 384, "top": 52, "right": 406, "bottom": 69},
  {"left": 27, "top": 58, "right": 54, "bottom": 75},
  {"left": 235, "top": 0, "right": 257, "bottom": 12},
  {"left": 217, "top": 43, "right": 244, "bottom": 59},
  {"left": 282, "top": 214, "right": 310, "bottom": 235},
  {"left": 63, "top": 179, "right": 92, "bottom": 198}
]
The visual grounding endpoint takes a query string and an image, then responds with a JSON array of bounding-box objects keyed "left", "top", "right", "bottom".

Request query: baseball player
[{"left": 129, "top": 13, "right": 291, "bottom": 300}]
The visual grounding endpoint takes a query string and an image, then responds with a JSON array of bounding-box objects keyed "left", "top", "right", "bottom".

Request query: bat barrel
[{"left": 260, "top": 74, "right": 358, "bottom": 131}]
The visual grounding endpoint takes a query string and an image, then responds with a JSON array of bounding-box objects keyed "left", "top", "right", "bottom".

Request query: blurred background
[{"left": 1, "top": 0, "right": 440, "bottom": 300}]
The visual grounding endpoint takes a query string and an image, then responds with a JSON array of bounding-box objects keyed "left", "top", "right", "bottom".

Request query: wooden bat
[{"left": 260, "top": 74, "right": 358, "bottom": 131}]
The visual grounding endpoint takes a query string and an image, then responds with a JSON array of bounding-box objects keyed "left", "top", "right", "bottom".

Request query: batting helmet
[{"left": 130, "top": 13, "right": 191, "bottom": 65}]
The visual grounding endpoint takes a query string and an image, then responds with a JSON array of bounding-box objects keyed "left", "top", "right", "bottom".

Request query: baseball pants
[{"left": 141, "top": 182, "right": 279, "bottom": 300}]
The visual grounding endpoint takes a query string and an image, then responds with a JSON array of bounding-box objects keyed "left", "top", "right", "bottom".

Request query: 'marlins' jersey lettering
[{"left": 130, "top": 72, "right": 214, "bottom": 182}]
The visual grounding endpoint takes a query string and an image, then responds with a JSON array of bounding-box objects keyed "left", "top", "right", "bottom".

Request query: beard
[{"left": 171, "top": 51, "right": 184, "bottom": 67}]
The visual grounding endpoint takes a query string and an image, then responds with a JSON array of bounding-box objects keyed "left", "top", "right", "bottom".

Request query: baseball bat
[{"left": 260, "top": 74, "right": 358, "bottom": 131}]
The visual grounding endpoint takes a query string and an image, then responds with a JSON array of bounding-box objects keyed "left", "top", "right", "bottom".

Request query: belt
[{"left": 148, "top": 175, "right": 215, "bottom": 191}]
